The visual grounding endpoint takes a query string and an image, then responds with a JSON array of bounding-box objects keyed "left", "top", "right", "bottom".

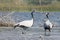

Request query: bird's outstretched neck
[
  {"left": 31, "top": 9, "right": 35, "bottom": 18},
  {"left": 46, "top": 12, "right": 49, "bottom": 19}
]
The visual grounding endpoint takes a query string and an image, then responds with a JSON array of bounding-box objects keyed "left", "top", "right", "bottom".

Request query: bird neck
[
  {"left": 31, "top": 12, "right": 34, "bottom": 19},
  {"left": 31, "top": 18, "right": 34, "bottom": 25},
  {"left": 46, "top": 13, "right": 49, "bottom": 19},
  {"left": 46, "top": 15, "right": 49, "bottom": 19},
  {"left": 31, "top": 14, "right": 34, "bottom": 24},
  {"left": 31, "top": 16, "right": 34, "bottom": 23},
  {"left": 47, "top": 20, "right": 50, "bottom": 22},
  {"left": 46, "top": 19, "right": 49, "bottom": 21},
  {"left": 32, "top": 14, "right": 34, "bottom": 18},
  {"left": 31, "top": 18, "right": 33, "bottom": 21}
]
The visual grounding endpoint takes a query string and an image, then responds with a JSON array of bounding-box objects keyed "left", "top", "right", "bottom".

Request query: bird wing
[
  {"left": 45, "top": 20, "right": 53, "bottom": 28},
  {"left": 18, "top": 19, "right": 33, "bottom": 27},
  {"left": 48, "top": 21, "right": 53, "bottom": 28}
]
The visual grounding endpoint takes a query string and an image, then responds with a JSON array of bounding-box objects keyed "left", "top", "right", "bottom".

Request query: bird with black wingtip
[
  {"left": 13, "top": 9, "right": 35, "bottom": 34},
  {"left": 43, "top": 12, "right": 54, "bottom": 35}
]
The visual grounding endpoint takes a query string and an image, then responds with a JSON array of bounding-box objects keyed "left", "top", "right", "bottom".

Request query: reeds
[
  {"left": 0, "top": 21, "right": 14, "bottom": 27},
  {"left": 0, "top": 5, "right": 60, "bottom": 11}
]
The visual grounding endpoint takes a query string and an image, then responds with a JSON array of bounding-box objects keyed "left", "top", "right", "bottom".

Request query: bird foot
[{"left": 22, "top": 32, "right": 25, "bottom": 34}]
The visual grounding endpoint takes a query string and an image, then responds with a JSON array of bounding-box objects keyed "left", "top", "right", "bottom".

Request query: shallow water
[{"left": 0, "top": 12, "right": 60, "bottom": 40}]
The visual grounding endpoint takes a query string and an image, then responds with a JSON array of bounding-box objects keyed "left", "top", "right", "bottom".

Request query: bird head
[
  {"left": 31, "top": 9, "right": 35, "bottom": 14},
  {"left": 46, "top": 12, "right": 49, "bottom": 15},
  {"left": 46, "top": 12, "right": 49, "bottom": 18},
  {"left": 31, "top": 9, "right": 35, "bottom": 17}
]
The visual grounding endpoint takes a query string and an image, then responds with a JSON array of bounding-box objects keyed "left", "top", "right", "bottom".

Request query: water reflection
[{"left": 0, "top": 12, "right": 60, "bottom": 40}]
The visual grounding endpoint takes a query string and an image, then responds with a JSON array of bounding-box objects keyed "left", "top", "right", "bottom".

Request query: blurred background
[{"left": 0, "top": 0, "right": 60, "bottom": 11}]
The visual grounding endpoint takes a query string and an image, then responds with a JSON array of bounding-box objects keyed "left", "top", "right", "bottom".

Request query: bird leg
[
  {"left": 44, "top": 29, "right": 47, "bottom": 35},
  {"left": 20, "top": 25, "right": 28, "bottom": 34},
  {"left": 49, "top": 28, "right": 51, "bottom": 32},
  {"left": 45, "top": 28, "right": 51, "bottom": 36},
  {"left": 22, "top": 31, "right": 25, "bottom": 34},
  {"left": 22, "top": 28, "right": 27, "bottom": 34}
]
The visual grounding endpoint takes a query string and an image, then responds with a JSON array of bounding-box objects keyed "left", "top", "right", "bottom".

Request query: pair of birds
[{"left": 14, "top": 10, "right": 54, "bottom": 34}]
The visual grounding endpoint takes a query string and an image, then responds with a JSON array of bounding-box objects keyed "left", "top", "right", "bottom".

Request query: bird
[
  {"left": 13, "top": 10, "right": 35, "bottom": 34},
  {"left": 44, "top": 12, "right": 54, "bottom": 32}
]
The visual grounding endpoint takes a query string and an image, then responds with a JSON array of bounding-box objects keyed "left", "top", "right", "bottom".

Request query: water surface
[{"left": 0, "top": 12, "right": 60, "bottom": 40}]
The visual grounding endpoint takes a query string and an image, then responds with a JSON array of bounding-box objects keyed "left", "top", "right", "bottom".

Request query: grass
[{"left": 0, "top": 3, "right": 60, "bottom": 12}]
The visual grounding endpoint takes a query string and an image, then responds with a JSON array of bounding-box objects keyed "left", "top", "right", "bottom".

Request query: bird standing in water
[
  {"left": 44, "top": 12, "right": 54, "bottom": 35},
  {"left": 14, "top": 10, "right": 35, "bottom": 34}
]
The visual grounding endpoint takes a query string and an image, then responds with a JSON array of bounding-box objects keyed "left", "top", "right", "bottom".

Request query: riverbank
[{"left": 0, "top": 5, "right": 60, "bottom": 12}]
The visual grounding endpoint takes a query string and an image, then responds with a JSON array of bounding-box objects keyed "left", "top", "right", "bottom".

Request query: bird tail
[
  {"left": 14, "top": 26, "right": 16, "bottom": 29},
  {"left": 14, "top": 24, "right": 19, "bottom": 29}
]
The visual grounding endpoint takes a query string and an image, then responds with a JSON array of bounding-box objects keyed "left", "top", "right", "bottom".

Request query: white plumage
[
  {"left": 14, "top": 10, "right": 35, "bottom": 29},
  {"left": 44, "top": 12, "right": 53, "bottom": 32},
  {"left": 15, "top": 19, "right": 33, "bottom": 27},
  {"left": 44, "top": 19, "right": 53, "bottom": 29}
]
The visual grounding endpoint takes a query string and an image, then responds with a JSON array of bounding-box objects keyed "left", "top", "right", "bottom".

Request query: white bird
[
  {"left": 14, "top": 10, "right": 35, "bottom": 34},
  {"left": 44, "top": 12, "right": 54, "bottom": 32}
]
